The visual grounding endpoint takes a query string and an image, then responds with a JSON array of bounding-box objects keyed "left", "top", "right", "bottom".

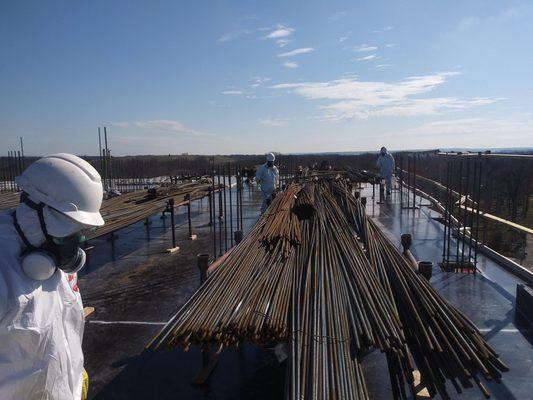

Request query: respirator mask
[{"left": 12, "top": 194, "right": 89, "bottom": 281}]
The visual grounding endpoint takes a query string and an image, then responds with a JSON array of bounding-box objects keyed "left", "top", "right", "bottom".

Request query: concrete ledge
[{"left": 480, "top": 245, "right": 533, "bottom": 286}]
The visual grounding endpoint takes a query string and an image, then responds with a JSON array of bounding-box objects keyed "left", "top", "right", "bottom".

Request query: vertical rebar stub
[
  {"left": 401, "top": 233, "right": 412, "bottom": 251},
  {"left": 234, "top": 230, "right": 243, "bottom": 245},
  {"left": 197, "top": 253, "right": 210, "bottom": 284},
  {"left": 418, "top": 261, "right": 433, "bottom": 280}
]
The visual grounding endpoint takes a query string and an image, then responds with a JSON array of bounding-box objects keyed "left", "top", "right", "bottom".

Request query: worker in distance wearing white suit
[
  {"left": 255, "top": 153, "right": 279, "bottom": 214},
  {"left": 0, "top": 154, "right": 105, "bottom": 400},
  {"left": 376, "top": 146, "right": 395, "bottom": 195}
]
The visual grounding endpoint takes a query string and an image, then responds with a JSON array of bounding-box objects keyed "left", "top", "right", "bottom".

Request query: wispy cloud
[
  {"left": 259, "top": 117, "right": 289, "bottom": 126},
  {"left": 283, "top": 61, "right": 299, "bottom": 69},
  {"left": 357, "top": 54, "right": 377, "bottom": 61},
  {"left": 373, "top": 25, "right": 394, "bottom": 33},
  {"left": 339, "top": 36, "right": 349, "bottom": 43},
  {"left": 221, "top": 90, "right": 244, "bottom": 95},
  {"left": 263, "top": 25, "right": 294, "bottom": 39},
  {"left": 241, "top": 14, "right": 259, "bottom": 21},
  {"left": 385, "top": 43, "right": 397, "bottom": 48},
  {"left": 277, "top": 39, "right": 291, "bottom": 47},
  {"left": 454, "top": 6, "right": 531, "bottom": 34},
  {"left": 113, "top": 120, "right": 209, "bottom": 136},
  {"left": 354, "top": 44, "right": 378, "bottom": 52},
  {"left": 271, "top": 72, "right": 499, "bottom": 121},
  {"left": 250, "top": 77, "right": 270, "bottom": 88},
  {"left": 277, "top": 47, "right": 314, "bottom": 57},
  {"left": 376, "top": 64, "right": 391, "bottom": 70},
  {"left": 328, "top": 11, "right": 347, "bottom": 21},
  {"left": 218, "top": 29, "right": 252, "bottom": 42},
  {"left": 398, "top": 117, "right": 532, "bottom": 138}
]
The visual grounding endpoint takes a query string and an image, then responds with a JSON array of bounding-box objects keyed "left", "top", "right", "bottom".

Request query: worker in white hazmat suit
[
  {"left": 255, "top": 153, "right": 279, "bottom": 214},
  {"left": 376, "top": 146, "right": 395, "bottom": 195},
  {"left": 0, "top": 153, "right": 104, "bottom": 400}
]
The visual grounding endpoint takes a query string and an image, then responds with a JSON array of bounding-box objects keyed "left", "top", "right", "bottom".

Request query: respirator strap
[
  {"left": 20, "top": 192, "right": 43, "bottom": 211},
  {"left": 20, "top": 192, "right": 55, "bottom": 244}
]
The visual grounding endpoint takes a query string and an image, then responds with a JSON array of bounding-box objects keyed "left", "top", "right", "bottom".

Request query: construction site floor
[
  {"left": 79, "top": 184, "right": 280, "bottom": 399},
  {"left": 361, "top": 187, "right": 533, "bottom": 400},
  {"left": 80, "top": 183, "right": 533, "bottom": 400}
]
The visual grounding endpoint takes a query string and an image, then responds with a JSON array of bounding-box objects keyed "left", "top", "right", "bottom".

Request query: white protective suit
[
  {"left": 255, "top": 163, "right": 279, "bottom": 213},
  {"left": 376, "top": 151, "right": 395, "bottom": 193},
  {"left": 0, "top": 202, "right": 85, "bottom": 400}
]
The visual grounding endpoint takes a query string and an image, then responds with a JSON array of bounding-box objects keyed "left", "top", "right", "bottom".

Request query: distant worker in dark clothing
[{"left": 376, "top": 146, "right": 395, "bottom": 195}]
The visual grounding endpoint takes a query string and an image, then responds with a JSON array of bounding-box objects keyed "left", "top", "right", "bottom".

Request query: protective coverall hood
[
  {"left": 14, "top": 199, "right": 89, "bottom": 279},
  {"left": 16, "top": 201, "right": 86, "bottom": 246}
]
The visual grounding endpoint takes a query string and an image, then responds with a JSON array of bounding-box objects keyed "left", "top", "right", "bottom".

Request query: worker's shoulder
[{"left": 0, "top": 210, "right": 17, "bottom": 242}]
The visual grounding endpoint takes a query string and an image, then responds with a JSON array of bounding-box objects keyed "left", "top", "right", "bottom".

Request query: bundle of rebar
[
  {"left": 332, "top": 180, "right": 508, "bottom": 399},
  {"left": 152, "top": 178, "right": 507, "bottom": 400},
  {"left": 152, "top": 187, "right": 313, "bottom": 350},
  {"left": 92, "top": 180, "right": 219, "bottom": 238},
  {"left": 292, "top": 181, "right": 315, "bottom": 220},
  {"left": 287, "top": 184, "right": 407, "bottom": 399},
  {"left": 258, "top": 184, "right": 302, "bottom": 258}
]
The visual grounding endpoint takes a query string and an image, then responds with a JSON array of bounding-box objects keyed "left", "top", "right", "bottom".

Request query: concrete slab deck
[{"left": 81, "top": 183, "right": 533, "bottom": 399}]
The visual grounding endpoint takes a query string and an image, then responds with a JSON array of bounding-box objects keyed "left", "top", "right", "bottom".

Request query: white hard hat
[
  {"left": 16, "top": 153, "right": 104, "bottom": 227},
  {"left": 266, "top": 153, "right": 275, "bottom": 162}
]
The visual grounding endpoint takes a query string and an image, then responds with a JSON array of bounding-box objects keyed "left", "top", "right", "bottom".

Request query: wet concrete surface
[
  {"left": 79, "top": 184, "right": 275, "bottom": 399},
  {"left": 362, "top": 186, "right": 533, "bottom": 400},
  {"left": 81, "top": 183, "right": 533, "bottom": 400}
]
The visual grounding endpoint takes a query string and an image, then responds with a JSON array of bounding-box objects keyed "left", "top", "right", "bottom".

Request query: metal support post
[
  {"left": 166, "top": 198, "right": 179, "bottom": 253},
  {"left": 187, "top": 194, "right": 197, "bottom": 240}
]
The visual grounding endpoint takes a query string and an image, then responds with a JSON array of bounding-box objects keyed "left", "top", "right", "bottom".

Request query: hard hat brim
[{"left": 61, "top": 210, "right": 105, "bottom": 227}]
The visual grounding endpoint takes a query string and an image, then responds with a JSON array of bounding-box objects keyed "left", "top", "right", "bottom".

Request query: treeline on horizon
[{"left": 1, "top": 151, "right": 531, "bottom": 262}]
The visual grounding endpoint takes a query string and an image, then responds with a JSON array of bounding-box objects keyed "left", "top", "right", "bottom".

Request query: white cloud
[
  {"left": 357, "top": 54, "right": 377, "bottom": 61},
  {"left": 339, "top": 36, "right": 349, "bottom": 43},
  {"left": 354, "top": 44, "right": 378, "bottom": 52},
  {"left": 320, "top": 97, "right": 497, "bottom": 119},
  {"left": 259, "top": 117, "right": 289, "bottom": 127},
  {"left": 283, "top": 61, "right": 299, "bottom": 69},
  {"left": 277, "top": 39, "right": 291, "bottom": 47},
  {"left": 373, "top": 25, "right": 394, "bottom": 33},
  {"left": 112, "top": 122, "right": 132, "bottom": 128},
  {"left": 398, "top": 117, "right": 532, "bottom": 138},
  {"left": 113, "top": 120, "right": 208, "bottom": 136},
  {"left": 453, "top": 6, "right": 532, "bottom": 35},
  {"left": 221, "top": 90, "right": 244, "bottom": 95},
  {"left": 328, "top": 11, "right": 347, "bottom": 21},
  {"left": 270, "top": 72, "right": 499, "bottom": 121},
  {"left": 218, "top": 29, "right": 252, "bottom": 42},
  {"left": 385, "top": 43, "right": 397, "bottom": 48},
  {"left": 263, "top": 25, "right": 294, "bottom": 39},
  {"left": 376, "top": 64, "right": 391, "bottom": 69},
  {"left": 277, "top": 47, "right": 314, "bottom": 57},
  {"left": 250, "top": 77, "right": 270, "bottom": 88}
]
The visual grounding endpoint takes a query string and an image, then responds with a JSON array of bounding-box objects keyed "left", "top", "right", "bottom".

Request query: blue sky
[{"left": 1, "top": 0, "right": 532, "bottom": 156}]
